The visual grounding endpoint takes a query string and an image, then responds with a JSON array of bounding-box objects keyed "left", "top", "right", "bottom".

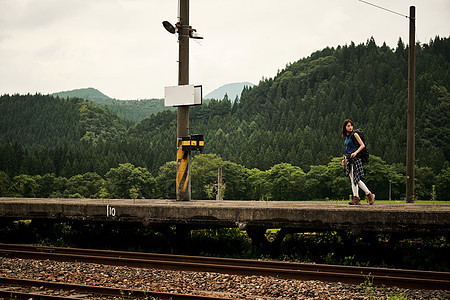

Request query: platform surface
[{"left": 1, "top": 198, "right": 449, "bottom": 234}]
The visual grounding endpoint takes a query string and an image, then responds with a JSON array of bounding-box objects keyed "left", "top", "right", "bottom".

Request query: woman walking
[{"left": 342, "top": 119, "right": 375, "bottom": 205}]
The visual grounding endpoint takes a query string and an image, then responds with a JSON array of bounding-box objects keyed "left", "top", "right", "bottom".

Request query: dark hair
[{"left": 341, "top": 119, "right": 353, "bottom": 137}]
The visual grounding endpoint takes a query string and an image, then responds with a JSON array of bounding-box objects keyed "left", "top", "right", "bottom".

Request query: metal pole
[
  {"left": 216, "top": 167, "right": 223, "bottom": 200},
  {"left": 406, "top": 6, "right": 415, "bottom": 203},
  {"left": 389, "top": 180, "right": 392, "bottom": 201},
  {"left": 176, "top": 0, "right": 190, "bottom": 201}
]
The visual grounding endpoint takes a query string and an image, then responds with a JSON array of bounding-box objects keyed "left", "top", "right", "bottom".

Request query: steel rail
[
  {"left": 0, "top": 291, "right": 83, "bottom": 300},
  {"left": 0, "top": 243, "right": 449, "bottom": 290},
  {"left": 0, "top": 286, "right": 85, "bottom": 300},
  {"left": 0, "top": 276, "right": 232, "bottom": 300}
]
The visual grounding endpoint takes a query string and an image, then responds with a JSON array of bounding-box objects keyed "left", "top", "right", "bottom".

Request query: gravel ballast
[{"left": 0, "top": 257, "right": 448, "bottom": 299}]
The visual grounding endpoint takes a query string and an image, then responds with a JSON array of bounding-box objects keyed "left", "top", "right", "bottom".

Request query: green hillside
[
  {"left": 131, "top": 36, "right": 450, "bottom": 173},
  {"left": 0, "top": 94, "right": 129, "bottom": 148},
  {"left": 0, "top": 36, "right": 449, "bottom": 200},
  {"left": 101, "top": 99, "right": 175, "bottom": 123},
  {"left": 52, "top": 87, "right": 173, "bottom": 123},
  {"left": 52, "top": 88, "right": 113, "bottom": 104}
]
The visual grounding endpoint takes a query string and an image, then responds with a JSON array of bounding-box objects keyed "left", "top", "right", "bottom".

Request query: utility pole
[
  {"left": 163, "top": 0, "right": 203, "bottom": 202},
  {"left": 406, "top": 6, "right": 415, "bottom": 203},
  {"left": 216, "top": 167, "right": 223, "bottom": 200},
  {"left": 177, "top": 0, "right": 190, "bottom": 201},
  {"left": 358, "top": 1, "right": 416, "bottom": 203}
]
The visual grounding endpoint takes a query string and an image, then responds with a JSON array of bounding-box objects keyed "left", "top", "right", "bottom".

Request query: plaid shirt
[{"left": 345, "top": 154, "right": 364, "bottom": 185}]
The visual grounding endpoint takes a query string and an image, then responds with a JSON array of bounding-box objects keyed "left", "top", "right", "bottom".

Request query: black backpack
[{"left": 351, "top": 128, "right": 370, "bottom": 164}]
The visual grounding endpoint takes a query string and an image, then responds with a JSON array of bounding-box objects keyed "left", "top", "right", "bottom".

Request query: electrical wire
[
  {"left": 359, "top": 0, "right": 422, "bottom": 47},
  {"left": 358, "top": 0, "right": 410, "bottom": 19}
]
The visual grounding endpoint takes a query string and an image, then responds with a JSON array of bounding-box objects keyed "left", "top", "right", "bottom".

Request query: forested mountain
[
  {"left": 98, "top": 98, "right": 174, "bottom": 123},
  {"left": 0, "top": 94, "right": 128, "bottom": 148},
  {"left": 52, "top": 88, "right": 113, "bottom": 104},
  {"left": 132, "top": 36, "right": 450, "bottom": 173},
  {"left": 0, "top": 36, "right": 449, "bottom": 200},
  {"left": 52, "top": 87, "right": 173, "bottom": 123}
]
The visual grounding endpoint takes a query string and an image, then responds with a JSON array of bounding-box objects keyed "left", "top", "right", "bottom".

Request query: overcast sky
[{"left": 1, "top": 0, "right": 449, "bottom": 100}]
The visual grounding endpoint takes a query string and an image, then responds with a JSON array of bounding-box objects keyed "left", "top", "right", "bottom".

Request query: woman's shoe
[
  {"left": 349, "top": 196, "right": 360, "bottom": 205},
  {"left": 368, "top": 193, "right": 375, "bottom": 205}
]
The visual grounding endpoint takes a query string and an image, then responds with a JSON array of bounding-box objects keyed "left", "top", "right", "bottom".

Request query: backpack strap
[{"left": 350, "top": 131, "right": 360, "bottom": 146}]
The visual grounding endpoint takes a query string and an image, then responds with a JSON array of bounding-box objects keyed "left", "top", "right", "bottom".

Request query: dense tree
[
  {"left": 154, "top": 161, "right": 177, "bottom": 199},
  {"left": 64, "top": 172, "right": 105, "bottom": 198},
  {"left": 11, "top": 174, "right": 39, "bottom": 198},
  {"left": 0, "top": 171, "right": 10, "bottom": 197},
  {"left": 191, "top": 154, "right": 225, "bottom": 199},
  {"left": 0, "top": 142, "right": 27, "bottom": 177},
  {"left": 0, "top": 94, "right": 128, "bottom": 149},
  {"left": 2, "top": 153, "right": 449, "bottom": 200},
  {"left": 220, "top": 160, "right": 252, "bottom": 200},
  {"left": 105, "top": 163, "right": 155, "bottom": 199},
  {"left": 436, "top": 167, "right": 450, "bottom": 200},
  {"left": 34, "top": 173, "right": 67, "bottom": 198},
  {"left": 1, "top": 36, "right": 449, "bottom": 200},
  {"left": 265, "top": 163, "right": 307, "bottom": 201}
]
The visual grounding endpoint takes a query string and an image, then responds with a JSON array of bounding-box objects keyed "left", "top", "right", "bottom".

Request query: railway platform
[{"left": 1, "top": 198, "right": 449, "bottom": 252}]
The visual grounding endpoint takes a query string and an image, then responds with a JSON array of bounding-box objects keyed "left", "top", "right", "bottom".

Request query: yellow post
[{"left": 176, "top": 138, "right": 190, "bottom": 201}]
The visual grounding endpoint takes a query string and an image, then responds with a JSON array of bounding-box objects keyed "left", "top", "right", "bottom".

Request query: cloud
[{"left": 0, "top": 0, "right": 449, "bottom": 99}]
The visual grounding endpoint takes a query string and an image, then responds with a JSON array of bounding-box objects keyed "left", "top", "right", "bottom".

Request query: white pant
[{"left": 349, "top": 165, "right": 370, "bottom": 197}]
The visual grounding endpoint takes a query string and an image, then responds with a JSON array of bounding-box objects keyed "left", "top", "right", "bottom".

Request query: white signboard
[{"left": 164, "top": 84, "right": 202, "bottom": 107}]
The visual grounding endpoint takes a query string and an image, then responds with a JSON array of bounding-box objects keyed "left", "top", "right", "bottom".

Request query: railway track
[
  {"left": 0, "top": 276, "right": 229, "bottom": 300},
  {"left": 0, "top": 243, "right": 449, "bottom": 293}
]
